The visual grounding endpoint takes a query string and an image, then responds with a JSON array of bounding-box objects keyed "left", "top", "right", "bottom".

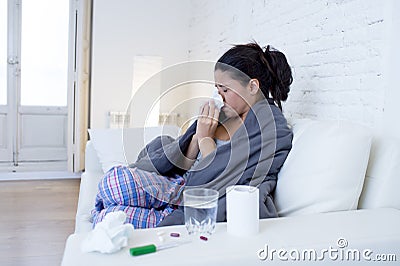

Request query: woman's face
[{"left": 214, "top": 69, "right": 252, "bottom": 119}]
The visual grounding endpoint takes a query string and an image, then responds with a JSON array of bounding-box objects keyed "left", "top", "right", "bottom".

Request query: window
[{"left": 20, "top": 0, "right": 69, "bottom": 106}]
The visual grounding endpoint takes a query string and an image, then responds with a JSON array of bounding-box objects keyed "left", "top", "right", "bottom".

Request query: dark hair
[{"left": 215, "top": 42, "right": 293, "bottom": 110}]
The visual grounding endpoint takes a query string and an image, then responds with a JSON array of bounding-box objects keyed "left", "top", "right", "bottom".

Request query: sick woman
[{"left": 91, "top": 42, "right": 294, "bottom": 228}]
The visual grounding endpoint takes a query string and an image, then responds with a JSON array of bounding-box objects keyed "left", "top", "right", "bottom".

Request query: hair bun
[{"left": 215, "top": 41, "right": 292, "bottom": 110}]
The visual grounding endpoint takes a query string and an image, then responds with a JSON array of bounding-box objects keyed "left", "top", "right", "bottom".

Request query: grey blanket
[{"left": 129, "top": 99, "right": 293, "bottom": 226}]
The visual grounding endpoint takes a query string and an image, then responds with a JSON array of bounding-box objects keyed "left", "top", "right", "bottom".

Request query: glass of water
[{"left": 183, "top": 188, "right": 219, "bottom": 235}]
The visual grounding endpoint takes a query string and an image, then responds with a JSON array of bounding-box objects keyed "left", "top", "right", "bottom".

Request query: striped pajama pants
[{"left": 91, "top": 166, "right": 185, "bottom": 228}]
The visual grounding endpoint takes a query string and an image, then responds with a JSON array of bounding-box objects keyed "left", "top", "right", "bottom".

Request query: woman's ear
[{"left": 249, "top": 79, "right": 260, "bottom": 95}]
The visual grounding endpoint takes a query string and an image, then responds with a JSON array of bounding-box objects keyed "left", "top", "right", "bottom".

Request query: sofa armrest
[
  {"left": 84, "top": 140, "right": 103, "bottom": 173},
  {"left": 75, "top": 171, "right": 103, "bottom": 233},
  {"left": 75, "top": 141, "right": 104, "bottom": 233}
]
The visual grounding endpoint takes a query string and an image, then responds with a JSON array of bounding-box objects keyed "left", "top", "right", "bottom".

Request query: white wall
[
  {"left": 188, "top": 0, "right": 399, "bottom": 137},
  {"left": 91, "top": 0, "right": 400, "bottom": 138},
  {"left": 90, "top": 0, "right": 190, "bottom": 128},
  {"left": 382, "top": 0, "right": 400, "bottom": 138}
]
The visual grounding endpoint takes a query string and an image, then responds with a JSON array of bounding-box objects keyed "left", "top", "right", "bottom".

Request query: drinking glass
[{"left": 183, "top": 188, "right": 219, "bottom": 235}]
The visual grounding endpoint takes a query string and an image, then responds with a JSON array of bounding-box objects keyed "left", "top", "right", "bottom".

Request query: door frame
[{"left": 0, "top": 0, "right": 21, "bottom": 167}]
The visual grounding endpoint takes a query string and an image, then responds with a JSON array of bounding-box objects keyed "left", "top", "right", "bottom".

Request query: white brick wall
[{"left": 188, "top": 0, "right": 390, "bottom": 131}]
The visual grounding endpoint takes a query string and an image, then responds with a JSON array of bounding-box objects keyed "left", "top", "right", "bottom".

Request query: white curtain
[{"left": 67, "top": 0, "right": 92, "bottom": 172}]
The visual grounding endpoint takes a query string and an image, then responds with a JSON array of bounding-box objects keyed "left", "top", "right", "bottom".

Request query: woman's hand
[
  {"left": 196, "top": 100, "right": 220, "bottom": 139},
  {"left": 195, "top": 100, "right": 220, "bottom": 158}
]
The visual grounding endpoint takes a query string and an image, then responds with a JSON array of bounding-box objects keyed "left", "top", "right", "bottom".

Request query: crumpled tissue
[
  {"left": 81, "top": 211, "right": 134, "bottom": 254},
  {"left": 211, "top": 89, "right": 224, "bottom": 110}
]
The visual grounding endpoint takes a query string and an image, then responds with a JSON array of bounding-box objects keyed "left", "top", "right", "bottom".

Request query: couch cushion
[
  {"left": 88, "top": 126, "right": 180, "bottom": 173},
  {"left": 64, "top": 208, "right": 400, "bottom": 265},
  {"left": 274, "top": 119, "right": 372, "bottom": 216},
  {"left": 358, "top": 137, "right": 400, "bottom": 209}
]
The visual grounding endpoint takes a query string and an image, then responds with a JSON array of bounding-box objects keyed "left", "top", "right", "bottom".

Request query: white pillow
[
  {"left": 88, "top": 126, "right": 180, "bottom": 173},
  {"left": 358, "top": 136, "right": 400, "bottom": 209},
  {"left": 274, "top": 119, "right": 372, "bottom": 216}
]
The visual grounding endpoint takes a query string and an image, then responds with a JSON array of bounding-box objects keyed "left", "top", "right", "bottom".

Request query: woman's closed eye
[{"left": 215, "top": 84, "right": 228, "bottom": 92}]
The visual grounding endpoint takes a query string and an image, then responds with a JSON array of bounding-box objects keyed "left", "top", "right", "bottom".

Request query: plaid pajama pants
[{"left": 91, "top": 166, "right": 185, "bottom": 229}]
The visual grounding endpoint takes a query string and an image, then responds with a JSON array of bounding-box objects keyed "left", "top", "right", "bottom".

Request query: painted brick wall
[{"left": 188, "top": 0, "right": 387, "bottom": 130}]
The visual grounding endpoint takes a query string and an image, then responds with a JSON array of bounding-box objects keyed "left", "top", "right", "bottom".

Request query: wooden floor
[{"left": 0, "top": 179, "right": 80, "bottom": 266}]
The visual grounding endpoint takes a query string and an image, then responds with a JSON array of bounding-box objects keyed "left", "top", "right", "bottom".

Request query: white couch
[{"left": 64, "top": 120, "right": 400, "bottom": 265}]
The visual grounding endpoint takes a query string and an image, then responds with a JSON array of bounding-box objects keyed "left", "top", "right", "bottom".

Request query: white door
[{"left": 0, "top": 0, "right": 70, "bottom": 172}]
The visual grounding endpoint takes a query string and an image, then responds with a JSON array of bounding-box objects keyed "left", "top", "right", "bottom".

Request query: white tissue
[
  {"left": 226, "top": 185, "right": 259, "bottom": 236},
  {"left": 81, "top": 211, "right": 134, "bottom": 254},
  {"left": 211, "top": 89, "right": 224, "bottom": 110}
]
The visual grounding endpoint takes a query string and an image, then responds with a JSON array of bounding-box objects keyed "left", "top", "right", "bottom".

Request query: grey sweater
[{"left": 129, "top": 99, "right": 293, "bottom": 226}]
